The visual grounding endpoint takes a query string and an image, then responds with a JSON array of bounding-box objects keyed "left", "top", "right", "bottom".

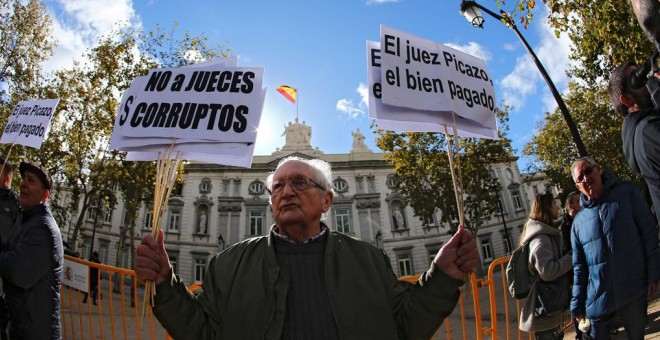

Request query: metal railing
[{"left": 60, "top": 254, "right": 570, "bottom": 339}]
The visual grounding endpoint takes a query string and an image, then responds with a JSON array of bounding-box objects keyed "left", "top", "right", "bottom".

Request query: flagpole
[{"left": 296, "top": 87, "right": 299, "bottom": 120}]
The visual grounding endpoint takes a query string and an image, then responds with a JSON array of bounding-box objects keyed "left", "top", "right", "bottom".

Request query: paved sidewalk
[{"left": 564, "top": 296, "right": 660, "bottom": 339}]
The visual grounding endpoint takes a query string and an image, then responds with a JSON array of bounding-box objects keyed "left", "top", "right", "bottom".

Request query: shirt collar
[{"left": 272, "top": 224, "right": 327, "bottom": 244}]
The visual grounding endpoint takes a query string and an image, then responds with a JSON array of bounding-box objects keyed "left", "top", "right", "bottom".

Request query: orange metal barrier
[
  {"left": 60, "top": 255, "right": 570, "bottom": 339},
  {"left": 60, "top": 255, "right": 167, "bottom": 340}
]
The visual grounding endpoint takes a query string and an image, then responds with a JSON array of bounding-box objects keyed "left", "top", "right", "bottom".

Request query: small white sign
[
  {"left": 0, "top": 99, "right": 59, "bottom": 149},
  {"left": 62, "top": 258, "right": 89, "bottom": 293}
]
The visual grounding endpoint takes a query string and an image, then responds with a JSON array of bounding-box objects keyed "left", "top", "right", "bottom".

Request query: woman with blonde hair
[{"left": 518, "top": 193, "right": 573, "bottom": 339}]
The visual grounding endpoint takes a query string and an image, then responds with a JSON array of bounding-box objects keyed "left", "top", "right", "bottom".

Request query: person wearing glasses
[
  {"left": 608, "top": 61, "right": 660, "bottom": 220},
  {"left": 570, "top": 157, "right": 660, "bottom": 339},
  {"left": 134, "top": 156, "right": 479, "bottom": 339}
]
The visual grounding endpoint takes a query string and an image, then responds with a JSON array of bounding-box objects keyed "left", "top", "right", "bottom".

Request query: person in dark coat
[
  {"left": 134, "top": 156, "right": 480, "bottom": 339},
  {"left": 0, "top": 161, "right": 62, "bottom": 339},
  {"left": 559, "top": 191, "right": 583, "bottom": 339},
  {"left": 0, "top": 159, "right": 19, "bottom": 340},
  {"left": 608, "top": 61, "right": 660, "bottom": 221},
  {"left": 83, "top": 251, "right": 100, "bottom": 305},
  {"left": 559, "top": 191, "right": 581, "bottom": 255}
]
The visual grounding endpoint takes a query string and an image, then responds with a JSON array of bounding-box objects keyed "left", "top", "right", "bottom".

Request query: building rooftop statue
[
  {"left": 350, "top": 128, "right": 372, "bottom": 154},
  {"left": 274, "top": 117, "right": 324, "bottom": 157}
]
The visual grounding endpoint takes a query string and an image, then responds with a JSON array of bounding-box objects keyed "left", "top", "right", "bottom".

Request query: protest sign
[
  {"left": 379, "top": 25, "right": 496, "bottom": 126},
  {"left": 367, "top": 40, "right": 497, "bottom": 139},
  {"left": 0, "top": 99, "right": 59, "bottom": 149},
  {"left": 113, "top": 66, "right": 264, "bottom": 143}
]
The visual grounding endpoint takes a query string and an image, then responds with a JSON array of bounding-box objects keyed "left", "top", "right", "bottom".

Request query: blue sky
[{"left": 43, "top": 0, "right": 574, "bottom": 170}]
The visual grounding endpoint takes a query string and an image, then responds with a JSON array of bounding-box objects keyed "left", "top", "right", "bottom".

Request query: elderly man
[
  {"left": 0, "top": 161, "right": 62, "bottom": 339},
  {"left": 570, "top": 157, "right": 660, "bottom": 339},
  {"left": 135, "top": 156, "right": 479, "bottom": 339}
]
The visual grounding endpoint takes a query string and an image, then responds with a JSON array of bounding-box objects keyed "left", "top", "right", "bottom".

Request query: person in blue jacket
[{"left": 570, "top": 157, "right": 660, "bottom": 339}]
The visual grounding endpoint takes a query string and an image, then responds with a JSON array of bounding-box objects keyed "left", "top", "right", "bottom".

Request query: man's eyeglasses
[
  {"left": 267, "top": 176, "right": 325, "bottom": 196},
  {"left": 575, "top": 166, "right": 595, "bottom": 184}
]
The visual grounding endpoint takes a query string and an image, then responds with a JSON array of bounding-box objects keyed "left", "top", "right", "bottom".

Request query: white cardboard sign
[
  {"left": 0, "top": 99, "right": 59, "bottom": 149},
  {"left": 379, "top": 25, "right": 496, "bottom": 126},
  {"left": 367, "top": 40, "right": 497, "bottom": 139},
  {"left": 112, "top": 66, "right": 264, "bottom": 143}
]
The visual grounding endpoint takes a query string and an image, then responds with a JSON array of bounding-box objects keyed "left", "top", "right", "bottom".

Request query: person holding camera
[{"left": 608, "top": 61, "right": 660, "bottom": 218}]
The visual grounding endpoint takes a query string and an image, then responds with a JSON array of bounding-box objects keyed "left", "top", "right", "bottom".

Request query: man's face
[
  {"left": 573, "top": 161, "right": 603, "bottom": 200},
  {"left": 270, "top": 161, "right": 332, "bottom": 230},
  {"left": 567, "top": 194, "right": 581, "bottom": 216},
  {"left": 623, "top": 65, "right": 654, "bottom": 111},
  {"left": 19, "top": 171, "right": 48, "bottom": 209}
]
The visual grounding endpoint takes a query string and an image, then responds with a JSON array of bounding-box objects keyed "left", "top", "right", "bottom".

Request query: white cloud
[
  {"left": 44, "top": 0, "right": 140, "bottom": 72},
  {"left": 444, "top": 42, "right": 492, "bottom": 61},
  {"left": 336, "top": 98, "right": 365, "bottom": 119},
  {"left": 365, "top": 0, "right": 399, "bottom": 4},
  {"left": 183, "top": 50, "right": 205, "bottom": 64},
  {"left": 500, "top": 54, "right": 540, "bottom": 110},
  {"left": 503, "top": 43, "right": 516, "bottom": 51},
  {"left": 336, "top": 83, "right": 369, "bottom": 119},
  {"left": 499, "top": 5, "right": 574, "bottom": 113},
  {"left": 357, "top": 83, "right": 369, "bottom": 108}
]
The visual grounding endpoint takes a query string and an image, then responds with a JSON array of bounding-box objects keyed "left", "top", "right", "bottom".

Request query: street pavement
[{"left": 564, "top": 296, "right": 660, "bottom": 339}]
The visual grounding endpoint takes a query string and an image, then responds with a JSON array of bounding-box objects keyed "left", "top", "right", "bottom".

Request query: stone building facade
[{"left": 66, "top": 119, "right": 554, "bottom": 283}]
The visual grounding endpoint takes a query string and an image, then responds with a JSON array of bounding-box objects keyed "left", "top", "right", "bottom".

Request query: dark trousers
[
  {"left": 0, "top": 295, "right": 7, "bottom": 340},
  {"left": 534, "top": 324, "right": 563, "bottom": 340},
  {"left": 83, "top": 282, "right": 98, "bottom": 304},
  {"left": 589, "top": 294, "right": 648, "bottom": 340}
]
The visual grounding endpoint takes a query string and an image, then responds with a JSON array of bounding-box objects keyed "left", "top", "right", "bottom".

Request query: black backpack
[{"left": 506, "top": 241, "right": 532, "bottom": 299}]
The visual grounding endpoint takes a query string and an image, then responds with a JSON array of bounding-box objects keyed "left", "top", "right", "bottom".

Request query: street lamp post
[
  {"left": 459, "top": 0, "right": 589, "bottom": 158},
  {"left": 497, "top": 195, "right": 512, "bottom": 254}
]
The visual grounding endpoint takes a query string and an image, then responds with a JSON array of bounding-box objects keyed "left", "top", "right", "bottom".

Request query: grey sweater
[{"left": 518, "top": 219, "right": 573, "bottom": 333}]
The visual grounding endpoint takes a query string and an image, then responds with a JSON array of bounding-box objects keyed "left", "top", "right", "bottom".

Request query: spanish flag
[{"left": 277, "top": 85, "right": 297, "bottom": 104}]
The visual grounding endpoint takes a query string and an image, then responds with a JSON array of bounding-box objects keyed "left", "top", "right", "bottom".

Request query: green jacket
[{"left": 154, "top": 225, "right": 462, "bottom": 339}]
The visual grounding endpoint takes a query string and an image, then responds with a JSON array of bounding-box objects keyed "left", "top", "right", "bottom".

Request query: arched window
[
  {"left": 333, "top": 177, "right": 349, "bottom": 193},
  {"left": 248, "top": 180, "right": 265, "bottom": 195}
]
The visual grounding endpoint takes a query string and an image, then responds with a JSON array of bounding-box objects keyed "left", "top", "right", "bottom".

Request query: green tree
[
  {"left": 0, "top": 0, "right": 54, "bottom": 104},
  {"left": 0, "top": 0, "right": 58, "bottom": 208},
  {"left": 374, "top": 108, "right": 513, "bottom": 237},
  {"left": 523, "top": 83, "right": 645, "bottom": 196},
  {"left": 519, "top": 0, "right": 653, "bottom": 200},
  {"left": 543, "top": 0, "right": 653, "bottom": 83},
  {"left": 30, "top": 23, "right": 228, "bottom": 256}
]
